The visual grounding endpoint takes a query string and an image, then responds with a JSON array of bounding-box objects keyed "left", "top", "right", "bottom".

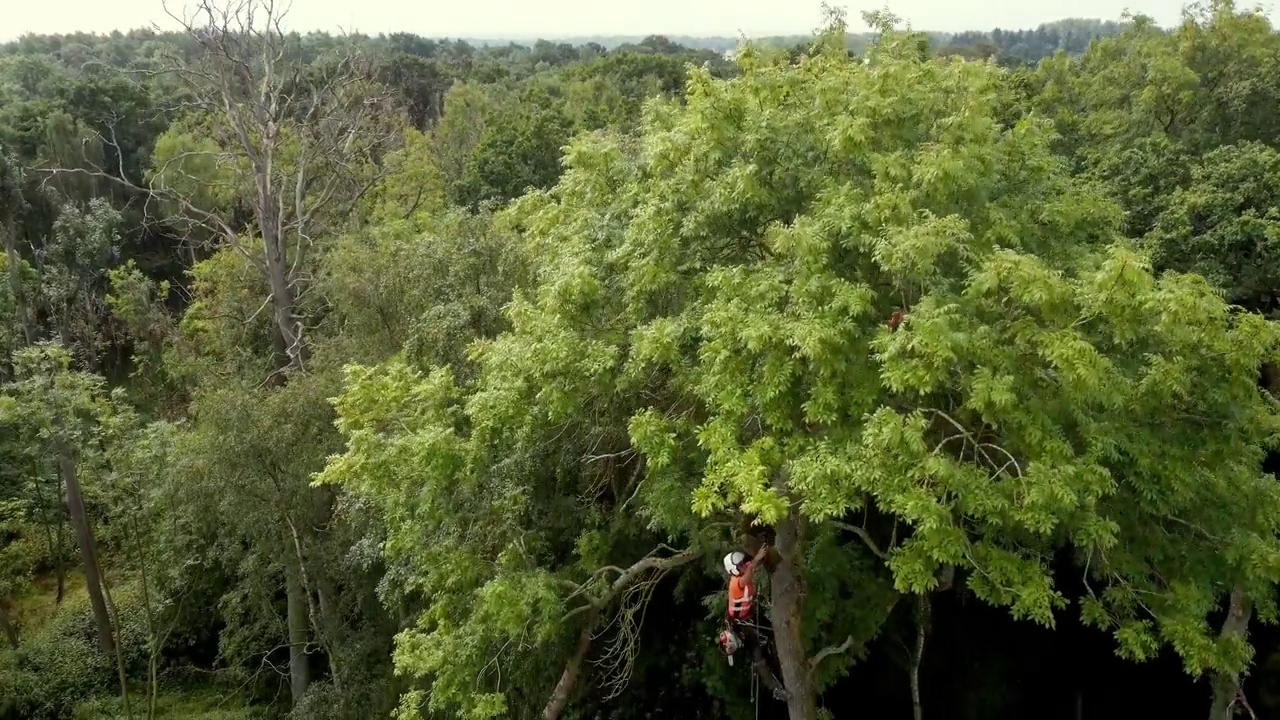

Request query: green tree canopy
[{"left": 319, "top": 18, "right": 1280, "bottom": 720}]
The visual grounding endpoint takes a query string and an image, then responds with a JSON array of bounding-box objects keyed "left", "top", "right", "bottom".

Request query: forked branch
[{"left": 546, "top": 547, "right": 699, "bottom": 719}]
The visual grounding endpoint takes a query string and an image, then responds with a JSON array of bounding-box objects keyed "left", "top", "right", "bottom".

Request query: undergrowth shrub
[{"left": 0, "top": 581, "right": 151, "bottom": 720}]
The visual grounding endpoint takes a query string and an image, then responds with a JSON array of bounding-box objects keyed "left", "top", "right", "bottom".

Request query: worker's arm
[{"left": 741, "top": 544, "right": 769, "bottom": 584}]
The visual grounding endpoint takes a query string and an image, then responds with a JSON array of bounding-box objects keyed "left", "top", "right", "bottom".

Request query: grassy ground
[
  {"left": 71, "top": 690, "right": 271, "bottom": 719},
  {"left": 3, "top": 569, "right": 266, "bottom": 720},
  {"left": 10, "top": 569, "right": 87, "bottom": 636}
]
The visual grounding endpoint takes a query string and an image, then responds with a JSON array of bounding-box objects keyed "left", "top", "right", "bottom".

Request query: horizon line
[{"left": 0, "top": 16, "right": 1145, "bottom": 45}]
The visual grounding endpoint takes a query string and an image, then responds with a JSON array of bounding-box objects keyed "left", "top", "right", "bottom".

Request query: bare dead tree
[
  {"left": 156, "top": 0, "right": 400, "bottom": 374},
  {"left": 35, "top": 3, "right": 402, "bottom": 710},
  {"left": 45, "top": 0, "right": 401, "bottom": 378}
]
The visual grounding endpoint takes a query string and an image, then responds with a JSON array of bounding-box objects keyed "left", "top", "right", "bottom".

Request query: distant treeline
[
  {"left": 1, "top": 16, "right": 1131, "bottom": 72},
  {"left": 418, "top": 17, "right": 1130, "bottom": 63}
]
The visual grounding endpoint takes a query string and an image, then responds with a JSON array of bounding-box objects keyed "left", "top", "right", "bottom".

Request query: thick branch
[
  {"left": 548, "top": 548, "right": 699, "bottom": 718},
  {"left": 809, "top": 635, "right": 854, "bottom": 671},
  {"left": 563, "top": 548, "right": 698, "bottom": 619},
  {"left": 544, "top": 617, "right": 597, "bottom": 720},
  {"left": 1209, "top": 586, "right": 1253, "bottom": 720},
  {"left": 833, "top": 520, "right": 892, "bottom": 561}
]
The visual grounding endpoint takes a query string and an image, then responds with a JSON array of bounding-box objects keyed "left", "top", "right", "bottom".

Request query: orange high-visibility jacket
[{"left": 727, "top": 575, "right": 754, "bottom": 620}]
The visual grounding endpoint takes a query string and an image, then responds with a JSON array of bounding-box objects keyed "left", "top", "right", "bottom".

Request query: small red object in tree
[{"left": 888, "top": 309, "right": 906, "bottom": 332}]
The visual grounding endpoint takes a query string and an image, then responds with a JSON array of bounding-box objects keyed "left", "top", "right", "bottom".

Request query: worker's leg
[{"left": 751, "top": 643, "right": 790, "bottom": 701}]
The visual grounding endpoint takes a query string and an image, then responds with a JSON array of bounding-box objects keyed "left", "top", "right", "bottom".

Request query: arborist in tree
[{"left": 716, "top": 544, "right": 790, "bottom": 701}]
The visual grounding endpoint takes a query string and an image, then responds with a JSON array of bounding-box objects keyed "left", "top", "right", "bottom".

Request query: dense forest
[
  {"left": 3, "top": 1, "right": 1280, "bottom": 718},
  {"left": 448, "top": 17, "right": 1130, "bottom": 63}
]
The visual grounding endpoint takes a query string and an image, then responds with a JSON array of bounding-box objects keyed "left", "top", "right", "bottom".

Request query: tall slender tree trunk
[
  {"left": 258, "top": 210, "right": 308, "bottom": 372},
  {"left": 54, "top": 516, "right": 66, "bottom": 604},
  {"left": 33, "top": 465, "right": 66, "bottom": 604},
  {"left": 284, "top": 513, "right": 341, "bottom": 694},
  {"left": 127, "top": 506, "right": 161, "bottom": 720},
  {"left": 772, "top": 499, "right": 816, "bottom": 720},
  {"left": 285, "top": 552, "right": 311, "bottom": 706},
  {"left": 544, "top": 615, "right": 598, "bottom": 720},
  {"left": 911, "top": 595, "right": 929, "bottom": 720},
  {"left": 100, "top": 570, "right": 133, "bottom": 718},
  {"left": 314, "top": 575, "right": 343, "bottom": 695},
  {"left": 1209, "top": 587, "right": 1252, "bottom": 720},
  {"left": 56, "top": 438, "right": 115, "bottom": 657}
]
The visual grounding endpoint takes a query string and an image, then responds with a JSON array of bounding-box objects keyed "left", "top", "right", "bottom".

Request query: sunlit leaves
[
  {"left": 316, "top": 10, "right": 1280, "bottom": 712},
  {"left": 489, "top": 17, "right": 1280, "bottom": 682}
]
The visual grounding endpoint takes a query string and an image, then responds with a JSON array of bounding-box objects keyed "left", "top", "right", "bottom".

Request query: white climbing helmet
[{"left": 723, "top": 551, "right": 747, "bottom": 576}]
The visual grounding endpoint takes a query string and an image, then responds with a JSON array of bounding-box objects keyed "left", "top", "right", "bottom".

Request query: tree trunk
[
  {"left": 34, "top": 466, "right": 66, "bottom": 605},
  {"left": 100, "top": 570, "right": 133, "bottom": 718},
  {"left": 1209, "top": 586, "right": 1252, "bottom": 720},
  {"left": 911, "top": 595, "right": 929, "bottom": 720},
  {"left": 285, "top": 553, "right": 311, "bottom": 706},
  {"left": 314, "top": 575, "right": 343, "bottom": 694},
  {"left": 57, "top": 438, "right": 115, "bottom": 657},
  {"left": 54, "top": 518, "right": 66, "bottom": 604},
  {"left": 259, "top": 214, "right": 308, "bottom": 372},
  {"left": 772, "top": 500, "right": 816, "bottom": 720},
  {"left": 127, "top": 507, "right": 160, "bottom": 720},
  {"left": 0, "top": 604, "right": 18, "bottom": 648},
  {"left": 285, "top": 513, "right": 341, "bottom": 694},
  {"left": 544, "top": 614, "right": 598, "bottom": 720},
  {"left": 542, "top": 548, "right": 697, "bottom": 719}
]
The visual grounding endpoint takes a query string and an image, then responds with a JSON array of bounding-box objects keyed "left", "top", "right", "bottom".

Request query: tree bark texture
[
  {"left": 912, "top": 595, "right": 929, "bottom": 720},
  {"left": 772, "top": 501, "right": 816, "bottom": 720},
  {"left": 1208, "top": 586, "right": 1253, "bottom": 720},
  {"left": 285, "top": 553, "right": 311, "bottom": 706},
  {"left": 260, "top": 218, "right": 309, "bottom": 372},
  {"left": 544, "top": 614, "right": 598, "bottom": 720}
]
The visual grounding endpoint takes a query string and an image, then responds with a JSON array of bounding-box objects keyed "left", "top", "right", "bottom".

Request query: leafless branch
[
  {"left": 548, "top": 548, "right": 698, "bottom": 716},
  {"left": 590, "top": 565, "right": 661, "bottom": 700},
  {"left": 1233, "top": 687, "right": 1259, "bottom": 720},
  {"left": 927, "top": 408, "right": 1023, "bottom": 479},
  {"left": 584, "top": 449, "right": 636, "bottom": 463},
  {"left": 833, "top": 520, "right": 892, "bottom": 561},
  {"left": 562, "top": 549, "right": 699, "bottom": 620},
  {"left": 809, "top": 635, "right": 854, "bottom": 671}
]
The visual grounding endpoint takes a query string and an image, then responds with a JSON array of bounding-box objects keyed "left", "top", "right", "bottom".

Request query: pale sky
[{"left": 3, "top": 0, "right": 1277, "bottom": 41}]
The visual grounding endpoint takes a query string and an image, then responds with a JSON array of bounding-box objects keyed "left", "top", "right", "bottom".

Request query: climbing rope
[{"left": 751, "top": 665, "right": 759, "bottom": 720}]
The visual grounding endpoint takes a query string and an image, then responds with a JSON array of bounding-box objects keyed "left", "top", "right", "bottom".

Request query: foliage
[
  {"left": 7, "top": 4, "right": 1280, "bottom": 720},
  {"left": 317, "top": 207, "right": 525, "bottom": 371},
  {"left": 1145, "top": 141, "right": 1280, "bottom": 314},
  {"left": 0, "top": 581, "right": 150, "bottom": 720}
]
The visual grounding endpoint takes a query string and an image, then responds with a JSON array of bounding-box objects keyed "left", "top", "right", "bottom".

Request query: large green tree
[
  {"left": 1025, "top": 0, "right": 1280, "bottom": 238},
  {"left": 322, "top": 14, "right": 1280, "bottom": 720}
]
